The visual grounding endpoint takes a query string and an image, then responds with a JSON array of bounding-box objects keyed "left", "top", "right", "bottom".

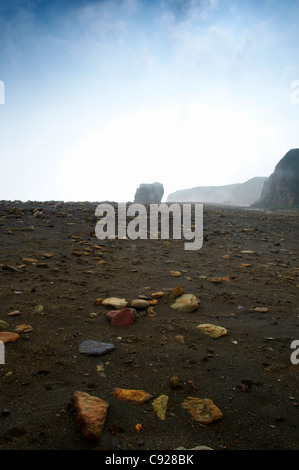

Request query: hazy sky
[{"left": 0, "top": 0, "right": 298, "bottom": 202}]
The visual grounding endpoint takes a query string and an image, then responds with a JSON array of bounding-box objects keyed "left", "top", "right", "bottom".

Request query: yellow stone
[{"left": 196, "top": 323, "right": 227, "bottom": 338}]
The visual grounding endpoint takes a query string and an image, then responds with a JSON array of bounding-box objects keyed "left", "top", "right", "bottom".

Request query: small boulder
[{"left": 72, "top": 391, "right": 109, "bottom": 440}]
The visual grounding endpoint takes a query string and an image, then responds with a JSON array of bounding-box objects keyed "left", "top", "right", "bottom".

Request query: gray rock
[
  {"left": 134, "top": 182, "right": 164, "bottom": 204},
  {"left": 79, "top": 340, "right": 115, "bottom": 356}
]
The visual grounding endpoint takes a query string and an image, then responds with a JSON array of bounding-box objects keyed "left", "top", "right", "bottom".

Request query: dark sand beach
[{"left": 0, "top": 201, "right": 298, "bottom": 450}]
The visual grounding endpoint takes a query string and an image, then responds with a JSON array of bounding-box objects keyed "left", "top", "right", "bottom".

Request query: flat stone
[
  {"left": 79, "top": 340, "right": 115, "bottom": 356},
  {"left": 170, "top": 294, "right": 199, "bottom": 312},
  {"left": 253, "top": 307, "right": 269, "bottom": 313},
  {"left": 111, "top": 388, "right": 153, "bottom": 405},
  {"left": 102, "top": 297, "right": 128, "bottom": 309},
  {"left": 181, "top": 397, "right": 223, "bottom": 424},
  {"left": 0, "top": 332, "right": 19, "bottom": 344},
  {"left": 152, "top": 395, "right": 169, "bottom": 420},
  {"left": 150, "top": 291, "right": 164, "bottom": 299},
  {"left": 15, "top": 324, "right": 33, "bottom": 333},
  {"left": 7, "top": 310, "right": 21, "bottom": 317}
]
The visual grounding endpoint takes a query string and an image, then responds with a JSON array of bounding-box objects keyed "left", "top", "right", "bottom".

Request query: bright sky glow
[{"left": 0, "top": 0, "right": 298, "bottom": 202}]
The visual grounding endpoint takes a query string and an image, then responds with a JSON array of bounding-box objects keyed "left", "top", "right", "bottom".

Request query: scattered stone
[
  {"left": 169, "top": 376, "right": 182, "bottom": 389},
  {"left": 152, "top": 395, "right": 169, "bottom": 420},
  {"left": 253, "top": 307, "right": 270, "bottom": 313},
  {"left": 196, "top": 323, "right": 227, "bottom": 338},
  {"left": 175, "top": 335, "right": 185, "bottom": 344},
  {"left": 102, "top": 297, "right": 128, "bottom": 309},
  {"left": 2, "top": 264, "right": 19, "bottom": 272},
  {"left": 71, "top": 251, "right": 83, "bottom": 256},
  {"left": 111, "top": 388, "right": 153, "bottom": 405},
  {"left": 147, "top": 306, "right": 157, "bottom": 317},
  {"left": 7, "top": 310, "right": 21, "bottom": 317},
  {"left": 181, "top": 397, "right": 223, "bottom": 424},
  {"left": 135, "top": 423, "right": 143, "bottom": 433},
  {"left": 89, "top": 312, "right": 98, "bottom": 318},
  {"left": 0, "top": 332, "right": 19, "bottom": 344},
  {"left": 79, "top": 340, "right": 115, "bottom": 356},
  {"left": 130, "top": 299, "right": 150, "bottom": 309},
  {"left": 150, "top": 291, "right": 164, "bottom": 299},
  {"left": 21, "top": 226, "right": 34, "bottom": 231},
  {"left": 94, "top": 298, "right": 102, "bottom": 306},
  {"left": 169, "top": 286, "right": 184, "bottom": 299},
  {"left": 170, "top": 294, "right": 199, "bottom": 312},
  {"left": 15, "top": 324, "right": 33, "bottom": 333},
  {"left": 106, "top": 308, "right": 135, "bottom": 327},
  {"left": 0, "top": 320, "right": 10, "bottom": 330},
  {"left": 170, "top": 271, "right": 182, "bottom": 277},
  {"left": 207, "top": 277, "right": 222, "bottom": 283},
  {"left": 241, "top": 250, "right": 255, "bottom": 254},
  {"left": 33, "top": 305, "right": 44, "bottom": 314},
  {"left": 72, "top": 391, "right": 109, "bottom": 440}
]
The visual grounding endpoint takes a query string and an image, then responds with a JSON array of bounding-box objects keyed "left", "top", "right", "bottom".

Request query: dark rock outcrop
[
  {"left": 134, "top": 182, "right": 164, "bottom": 204},
  {"left": 253, "top": 149, "right": 299, "bottom": 208}
]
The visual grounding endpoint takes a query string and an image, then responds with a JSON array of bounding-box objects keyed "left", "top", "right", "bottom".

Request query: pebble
[
  {"left": 150, "top": 292, "right": 164, "bottom": 299},
  {"left": 8, "top": 310, "right": 21, "bottom": 317},
  {"left": 130, "top": 299, "right": 150, "bottom": 309},
  {"left": 89, "top": 312, "right": 98, "bottom": 318},
  {"left": 111, "top": 388, "right": 153, "bottom": 405},
  {"left": 196, "top": 323, "right": 227, "bottom": 338},
  {"left": 33, "top": 305, "right": 44, "bottom": 314},
  {"left": 170, "top": 271, "right": 182, "bottom": 277},
  {"left": 15, "top": 324, "right": 33, "bottom": 333},
  {"left": 0, "top": 320, "right": 10, "bottom": 330},
  {"left": 106, "top": 308, "right": 135, "bottom": 327},
  {"left": 170, "top": 294, "right": 199, "bottom": 313},
  {"left": 0, "top": 332, "right": 19, "bottom": 344},
  {"left": 152, "top": 395, "right": 169, "bottom": 420},
  {"left": 102, "top": 297, "right": 128, "bottom": 309},
  {"left": 79, "top": 340, "right": 115, "bottom": 356},
  {"left": 169, "top": 376, "right": 182, "bottom": 389},
  {"left": 169, "top": 286, "right": 184, "bottom": 299}
]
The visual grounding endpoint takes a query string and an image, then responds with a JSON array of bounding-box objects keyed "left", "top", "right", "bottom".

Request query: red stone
[{"left": 106, "top": 308, "right": 135, "bottom": 327}]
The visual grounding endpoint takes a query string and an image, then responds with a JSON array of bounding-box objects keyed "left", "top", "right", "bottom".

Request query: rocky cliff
[
  {"left": 253, "top": 149, "right": 299, "bottom": 208},
  {"left": 166, "top": 177, "right": 267, "bottom": 206}
]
